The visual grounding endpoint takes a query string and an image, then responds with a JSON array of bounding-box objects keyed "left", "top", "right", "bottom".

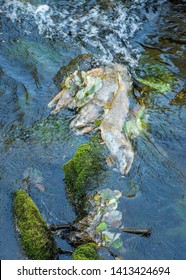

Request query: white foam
[
  {"left": 35, "top": 5, "right": 50, "bottom": 13},
  {"left": 1, "top": 0, "right": 155, "bottom": 67}
]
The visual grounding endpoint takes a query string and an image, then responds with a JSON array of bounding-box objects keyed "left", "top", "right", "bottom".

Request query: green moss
[
  {"left": 63, "top": 138, "right": 105, "bottom": 203},
  {"left": 14, "top": 190, "right": 57, "bottom": 260},
  {"left": 94, "top": 119, "right": 102, "bottom": 127},
  {"left": 3, "top": 115, "right": 72, "bottom": 146},
  {"left": 30, "top": 115, "right": 70, "bottom": 143},
  {"left": 136, "top": 62, "right": 176, "bottom": 93},
  {"left": 72, "top": 243, "right": 99, "bottom": 260}
]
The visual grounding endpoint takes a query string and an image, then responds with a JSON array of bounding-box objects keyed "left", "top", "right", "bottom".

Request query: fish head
[{"left": 116, "top": 144, "right": 134, "bottom": 175}]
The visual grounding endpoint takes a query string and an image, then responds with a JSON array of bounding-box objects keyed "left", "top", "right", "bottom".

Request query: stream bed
[{"left": 0, "top": 0, "right": 186, "bottom": 260}]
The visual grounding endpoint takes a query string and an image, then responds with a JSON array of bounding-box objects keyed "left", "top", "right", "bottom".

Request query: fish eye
[{"left": 119, "top": 144, "right": 127, "bottom": 150}]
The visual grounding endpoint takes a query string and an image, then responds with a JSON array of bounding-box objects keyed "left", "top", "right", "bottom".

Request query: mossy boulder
[
  {"left": 14, "top": 189, "right": 57, "bottom": 259},
  {"left": 72, "top": 243, "right": 99, "bottom": 260},
  {"left": 63, "top": 139, "right": 105, "bottom": 204}
]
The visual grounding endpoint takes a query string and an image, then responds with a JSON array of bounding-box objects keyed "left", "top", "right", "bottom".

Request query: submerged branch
[
  {"left": 121, "top": 227, "right": 151, "bottom": 237},
  {"left": 50, "top": 223, "right": 152, "bottom": 238},
  {"left": 50, "top": 223, "right": 76, "bottom": 231}
]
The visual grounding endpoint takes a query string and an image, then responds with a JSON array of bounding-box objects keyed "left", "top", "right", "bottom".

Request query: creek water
[{"left": 0, "top": 0, "right": 186, "bottom": 260}]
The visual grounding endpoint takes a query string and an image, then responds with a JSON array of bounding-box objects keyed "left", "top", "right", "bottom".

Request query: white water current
[{"left": 1, "top": 0, "right": 164, "bottom": 68}]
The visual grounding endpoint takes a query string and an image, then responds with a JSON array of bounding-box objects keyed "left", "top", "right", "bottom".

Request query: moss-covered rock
[
  {"left": 14, "top": 189, "right": 57, "bottom": 259},
  {"left": 63, "top": 138, "right": 105, "bottom": 204},
  {"left": 72, "top": 243, "right": 99, "bottom": 260}
]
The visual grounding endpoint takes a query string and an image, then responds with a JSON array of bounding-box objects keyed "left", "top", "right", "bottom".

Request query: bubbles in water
[{"left": 1, "top": 0, "right": 159, "bottom": 67}]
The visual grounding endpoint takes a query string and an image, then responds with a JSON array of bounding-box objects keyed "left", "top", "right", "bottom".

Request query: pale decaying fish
[
  {"left": 100, "top": 71, "right": 134, "bottom": 175},
  {"left": 48, "top": 63, "right": 134, "bottom": 175}
]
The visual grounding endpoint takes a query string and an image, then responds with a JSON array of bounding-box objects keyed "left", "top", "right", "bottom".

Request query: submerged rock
[
  {"left": 13, "top": 189, "right": 57, "bottom": 259},
  {"left": 49, "top": 63, "right": 134, "bottom": 175}
]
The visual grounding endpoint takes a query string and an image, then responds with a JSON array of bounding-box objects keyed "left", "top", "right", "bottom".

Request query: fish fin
[
  {"left": 48, "top": 90, "right": 63, "bottom": 108},
  {"left": 117, "top": 73, "right": 125, "bottom": 91}
]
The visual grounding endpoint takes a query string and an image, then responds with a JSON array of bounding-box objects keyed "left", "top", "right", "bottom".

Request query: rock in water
[
  {"left": 63, "top": 140, "right": 105, "bottom": 206},
  {"left": 13, "top": 189, "right": 57, "bottom": 259}
]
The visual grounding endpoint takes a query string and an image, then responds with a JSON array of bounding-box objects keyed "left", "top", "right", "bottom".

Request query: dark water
[{"left": 0, "top": 0, "right": 186, "bottom": 259}]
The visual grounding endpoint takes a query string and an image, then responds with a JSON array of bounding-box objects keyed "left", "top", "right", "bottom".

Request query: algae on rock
[
  {"left": 72, "top": 242, "right": 99, "bottom": 260},
  {"left": 136, "top": 62, "right": 176, "bottom": 94},
  {"left": 63, "top": 139, "right": 105, "bottom": 204},
  {"left": 14, "top": 189, "right": 57, "bottom": 259}
]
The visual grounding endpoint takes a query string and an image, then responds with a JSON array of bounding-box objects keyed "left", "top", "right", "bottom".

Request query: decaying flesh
[
  {"left": 69, "top": 102, "right": 104, "bottom": 135},
  {"left": 100, "top": 72, "right": 134, "bottom": 175},
  {"left": 48, "top": 63, "right": 134, "bottom": 175}
]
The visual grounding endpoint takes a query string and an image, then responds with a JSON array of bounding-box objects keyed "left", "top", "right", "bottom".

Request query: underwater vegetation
[
  {"left": 170, "top": 87, "right": 186, "bottom": 106},
  {"left": 30, "top": 115, "right": 70, "bottom": 143},
  {"left": 53, "top": 54, "right": 93, "bottom": 88},
  {"left": 136, "top": 62, "right": 177, "bottom": 94}
]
